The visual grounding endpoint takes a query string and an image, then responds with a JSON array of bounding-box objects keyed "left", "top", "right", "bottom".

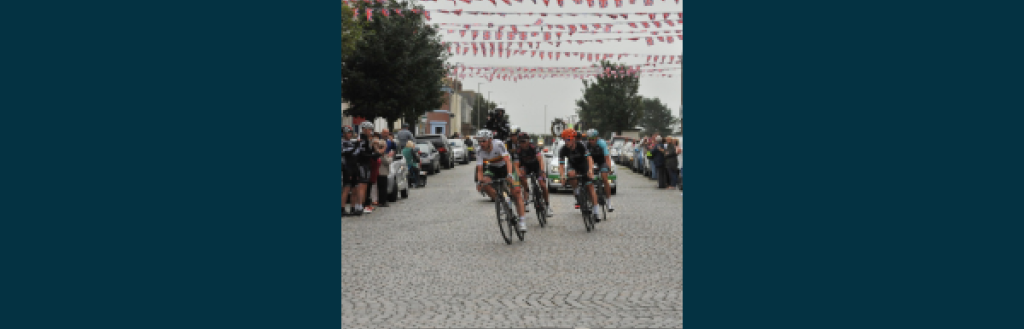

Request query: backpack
[{"left": 411, "top": 149, "right": 421, "bottom": 165}]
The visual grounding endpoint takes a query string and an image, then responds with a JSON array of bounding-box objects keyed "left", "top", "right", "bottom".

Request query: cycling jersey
[
  {"left": 505, "top": 139, "right": 520, "bottom": 163},
  {"left": 588, "top": 139, "right": 609, "bottom": 165},
  {"left": 517, "top": 142, "right": 540, "bottom": 165},
  {"left": 476, "top": 140, "right": 510, "bottom": 168},
  {"left": 558, "top": 141, "right": 591, "bottom": 172}
]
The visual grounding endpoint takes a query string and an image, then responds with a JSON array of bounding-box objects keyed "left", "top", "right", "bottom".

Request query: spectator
[
  {"left": 364, "top": 136, "right": 382, "bottom": 212},
  {"left": 403, "top": 141, "right": 421, "bottom": 188},
  {"left": 664, "top": 137, "right": 679, "bottom": 189},
  {"left": 374, "top": 139, "right": 392, "bottom": 207},
  {"left": 381, "top": 129, "right": 396, "bottom": 155},
  {"left": 653, "top": 136, "right": 668, "bottom": 188},
  {"left": 396, "top": 123, "right": 414, "bottom": 151}
]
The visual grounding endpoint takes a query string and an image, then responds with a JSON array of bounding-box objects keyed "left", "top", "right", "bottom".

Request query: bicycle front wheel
[
  {"left": 532, "top": 180, "right": 547, "bottom": 227},
  {"left": 495, "top": 194, "right": 513, "bottom": 244}
]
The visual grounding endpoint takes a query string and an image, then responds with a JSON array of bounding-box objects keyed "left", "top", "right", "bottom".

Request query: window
[{"left": 434, "top": 127, "right": 443, "bottom": 134}]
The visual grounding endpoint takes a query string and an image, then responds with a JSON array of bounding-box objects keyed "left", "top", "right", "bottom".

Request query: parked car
[
  {"left": 621, "top": 140, "right": 636, "bottom": 170},
  {"left": 545, "top": 139, "right": 617, "bottom": 194},
  {"left": 416, "top": 134, "right": 455, "bottom": 169},
  {"left": 386, "top": 153, "right": 410, "bottom": 201},
  {"left": 465, "top": 138, "right": 477, "bottom": 161},
  {"left": 449, "top": 139, "right": 469, "bottom": 164},
  {"left": 415, "top": 142, "right": 441, "bottom": 175}
]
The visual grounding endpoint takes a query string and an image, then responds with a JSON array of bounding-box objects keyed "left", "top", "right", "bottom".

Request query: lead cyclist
[{"left": 475, "top": 129, "right": 528, "bottom": 232}]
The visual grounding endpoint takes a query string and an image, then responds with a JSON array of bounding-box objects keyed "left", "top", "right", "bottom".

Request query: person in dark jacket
[
  {"left": 664, "top": 137, "right": 679, "bottom": 189},
  {"left": 652, "top": 136, "right": 668, "bottom": 188}
]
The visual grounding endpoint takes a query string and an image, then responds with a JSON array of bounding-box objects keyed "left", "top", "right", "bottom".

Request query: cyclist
[
  {"left": 516, "top": 131, "right": 553, "bottom": 217},
  {"left": 586, "top": 128, "right": 614, "bottom": 212},
  {"left": 505, "top": 125, "right": 522, "bottom": 205},
  {"left": 475, "top": 129, "right": 528, "bottom": 232},
  {"left": 558, "top": 128, "right": 602, "bottom": 222}
]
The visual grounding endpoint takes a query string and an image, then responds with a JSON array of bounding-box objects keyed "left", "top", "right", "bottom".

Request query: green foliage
[
  {"left": 341, "top": 3, "right": 365, "bottom": 60},
  {"left": 343, "top": 1, "right": 450, "bottom": 128},
  {"left": 468, "top": 93, "right": 497, "bottom": 130},
  {"left": 575, "top": 61, "right": 643, "bottom": 139},
  {"left": 638, "top": 97, "right": 679, "bottom": 136}
]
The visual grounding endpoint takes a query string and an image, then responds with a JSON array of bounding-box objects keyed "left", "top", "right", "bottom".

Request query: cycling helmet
[
  {"left": 560, "top": 128, "right": 576, "bottom": 140},
  {"left": 509, "top": 125, "right": 520, "bottom": 135},
  {"left": 342, "top": 125, "right": 354, "bottom": 134},
  {"left": 359, "top": 121, "right": 374, "bottom": 131},
  {"left": 586, "top": 128, "right": 599, "bottom": 138},
  {"left": 476, "top": 129, "right": 494, "bottom": 140},
  {"left": 517, "top": 132, "right": 530, "bottom": 140}
]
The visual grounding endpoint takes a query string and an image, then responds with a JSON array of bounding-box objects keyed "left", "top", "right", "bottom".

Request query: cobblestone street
[{"left": 342, "top": 162, "right": 683, "bottom": 329}]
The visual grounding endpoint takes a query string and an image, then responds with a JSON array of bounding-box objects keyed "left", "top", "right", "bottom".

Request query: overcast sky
[{"left": 418, "top": 0, "right": 682, "bottom": 135}]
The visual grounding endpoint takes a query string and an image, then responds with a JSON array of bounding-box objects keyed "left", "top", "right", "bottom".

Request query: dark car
[
  {"left": 416, "top": 134, "right": 455, "bottom": 170},
  {"left": 415, "top": 142, "right": 441, "bottom": 175}
]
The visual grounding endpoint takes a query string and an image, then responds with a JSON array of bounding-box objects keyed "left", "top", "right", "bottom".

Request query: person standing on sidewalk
[
  {"left": 402, "top": 141, "right": 420, "bottom": 188},
  {"left": 653, "top": 136, "right": 668, "bottom": 188},
  {"left": 395, "top": 123, "right": 414, "bottom": 152},
  {"left": 664, "top": 137, "right": 679, "bottom": 189},
  {"left": 374, "top": 139, "right": 394, "bottom": 207}
]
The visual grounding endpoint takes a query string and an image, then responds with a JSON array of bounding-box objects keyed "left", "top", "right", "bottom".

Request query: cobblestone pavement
[{"left": 343, "top": 162, "right": 683, "bottom": 329}]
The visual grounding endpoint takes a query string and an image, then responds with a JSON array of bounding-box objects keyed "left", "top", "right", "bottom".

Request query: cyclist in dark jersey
[
  {"left": 516, "top": 132, "right": 553, "bottom": 218},
  {"left": 558, "top": 128, "right": 602, "bottom": 222}
]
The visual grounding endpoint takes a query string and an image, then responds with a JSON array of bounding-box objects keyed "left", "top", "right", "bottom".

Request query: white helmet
[
  {"left": 476, "top": 129, "right": 494, "bottom": 140},
  {"left": 510, "top": 125, "right": 520, "bottom": 135},
  {"left": 359, "top": 121, "right": 374, "bottom": 131}
]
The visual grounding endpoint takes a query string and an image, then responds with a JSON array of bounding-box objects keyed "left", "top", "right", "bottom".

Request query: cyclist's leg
[{"left": 509, "top": 175, "right": 525, "bottom": 217}]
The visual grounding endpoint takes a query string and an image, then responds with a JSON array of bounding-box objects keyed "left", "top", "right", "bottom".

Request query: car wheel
[
  {"left": 400, "top": 188, "right": 408, "bottom": 199},
  {"left": 435, "top": 163, "right": 440, "bottom": 174},
  {"left": 612, "top": 186, "right": 617, "bottom": 195}
]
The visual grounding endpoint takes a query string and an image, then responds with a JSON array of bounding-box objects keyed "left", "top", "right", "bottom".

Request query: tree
[
  {"left": 468, "top": 93, "right": 497, "bottom": 131},
  {"left": 343, "top": 1, "right": 450, "bottom": 130},
  {"left": 638, "top": 97, "right": 679, "bottom": 136},
  {"left": 574, "top": 60, "right": 643, "bottom": 139},
  {"left": 341, "top": 3, "right": 366, "bottom": 60}
]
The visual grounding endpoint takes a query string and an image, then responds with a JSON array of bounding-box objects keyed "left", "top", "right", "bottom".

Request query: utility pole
[{"left": 476, "top": 82, "right": 485, "bottom": 132}]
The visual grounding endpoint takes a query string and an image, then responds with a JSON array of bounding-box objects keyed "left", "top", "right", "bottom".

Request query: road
[{"left": 342, "top": 160, "right": 683, "bottom": 329}]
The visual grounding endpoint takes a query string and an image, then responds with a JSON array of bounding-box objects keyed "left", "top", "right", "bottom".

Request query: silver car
[
  {"left": 449, "top": 139, "right": 469, "bottom": 164},
  {"left": 386, "top": 153, "right": 410, "bottom": 201}
]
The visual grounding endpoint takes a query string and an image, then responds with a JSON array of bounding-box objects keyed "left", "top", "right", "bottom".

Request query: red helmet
[{"left": 560, "top": 128, "right": 577, "bottom": 140}]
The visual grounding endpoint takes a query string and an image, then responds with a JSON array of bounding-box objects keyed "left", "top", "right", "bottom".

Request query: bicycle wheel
[
  {"left": 495, "top": 190, "right": 513, "bottom": 244},
  {"left": 506, "top": 186, "right": 524, "bottom": 242},
  {"left": 532, "top": 179, "right": 547, "bottom": 227},
  {"left": 596, "top": 181, "right": 608, "bottom": 222},
  {"left": 578, "top": 186, "right": 593, "bottom": 232}
]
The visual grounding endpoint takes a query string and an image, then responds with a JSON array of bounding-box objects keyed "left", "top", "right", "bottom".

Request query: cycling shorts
[
  {"left": 597, "top": 163, "right": 610, "bottom": 173},
  {"left": 343, "top": 163, "right": 371, "bottom": 186},
  {"left": 483, "top": 165, "right": 519, "bottom": 187},
  {"left": 519, "top": 161, "right": 542, "bottom": 179},
  {"left": 566, "top": 168, "right": 592, "bottom": 185}
]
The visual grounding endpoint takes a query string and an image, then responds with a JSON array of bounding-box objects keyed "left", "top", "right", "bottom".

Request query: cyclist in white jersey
[{"left": 475, "top": 129, "right": 528, "bottom": 232}]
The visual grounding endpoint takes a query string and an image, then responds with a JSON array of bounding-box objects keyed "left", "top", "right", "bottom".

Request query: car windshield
[
  {"left": 415, "top": 144, "right": 431, "bottom": 153},
  {"left": 612, "top": 140, "right": 624, "bottom": 147},
  {"left": 451, "top": 140, "right": 464, "bottom": 146}
]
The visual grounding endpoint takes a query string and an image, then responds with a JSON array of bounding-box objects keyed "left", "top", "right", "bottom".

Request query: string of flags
[
  {"left": 447, "top": 66, "right": 681, "bottom": 82},
  {"left": 445, "top": 43, "right": 683, "bottom": 62},
  {"left": 446, "top": 29, "right": 682, "bottom": 40},
  {"left": 433, "top": 19, "right": 682, "bottom": 31},
  {"left": 343, "top": 5, "right": 682, "bottom": 20},
  {"left": 343, "top": 0, "right": 681, "bottom": 7},
  {"left": 450, "top": 63, "right": 680, "bottom": 72}
]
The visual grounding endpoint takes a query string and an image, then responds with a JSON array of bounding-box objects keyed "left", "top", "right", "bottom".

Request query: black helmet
[{"left": 517, "top": 132, "right": 530, "bottom": 140}]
